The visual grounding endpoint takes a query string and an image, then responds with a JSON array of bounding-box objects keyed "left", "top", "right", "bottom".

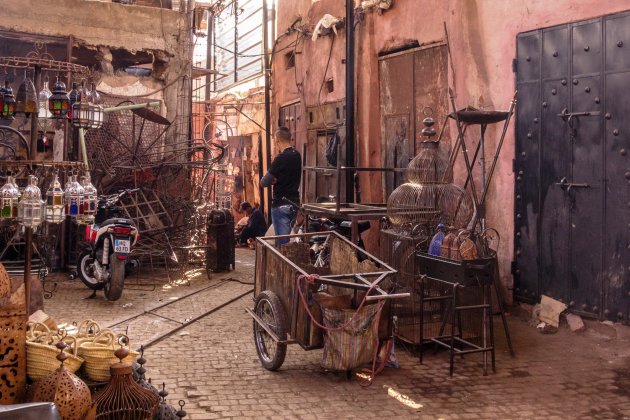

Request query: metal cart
[{"left": 246, "top": 231, "right": 408, "bottom": 371}]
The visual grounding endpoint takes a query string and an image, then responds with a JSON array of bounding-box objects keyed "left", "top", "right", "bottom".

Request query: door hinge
[{"left": 512, "top": 58, "right": 517, "bottom": 73}]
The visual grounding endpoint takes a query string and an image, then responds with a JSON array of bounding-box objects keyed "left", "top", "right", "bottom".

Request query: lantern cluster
[{"left": 0, "top": 172, "right": 98, "bottom": 228}]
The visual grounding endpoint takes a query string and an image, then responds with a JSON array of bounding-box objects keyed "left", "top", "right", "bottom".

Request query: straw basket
[
  {"left": 79, "top": 332, "right": 139, "bottom": 382},
  {"left": 26, "top": 323, "right": 84, "bottom": 381}
]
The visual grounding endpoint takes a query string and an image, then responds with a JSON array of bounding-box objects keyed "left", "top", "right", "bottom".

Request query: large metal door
[{"left": 514, "top": 13, "right": 630, "bottom": 323}]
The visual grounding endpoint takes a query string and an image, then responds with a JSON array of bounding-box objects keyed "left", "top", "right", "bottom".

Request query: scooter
[
  {"left": 77, "top": 189, "right": 139, "bottom": 301},
  {"left": 285, "top": 197, "right": 371, "bottom": 266}
]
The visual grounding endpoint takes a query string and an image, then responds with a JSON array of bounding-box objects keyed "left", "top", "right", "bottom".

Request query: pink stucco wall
[{"left": 273, "top": 0, "right": 630, "bottom": 291}]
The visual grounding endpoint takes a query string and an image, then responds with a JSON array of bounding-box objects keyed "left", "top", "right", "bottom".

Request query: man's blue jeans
[{"left": 271, "top": 205, "right": 296, "bottom": 246}]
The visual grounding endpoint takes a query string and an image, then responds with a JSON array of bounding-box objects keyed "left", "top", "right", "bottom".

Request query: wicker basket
[
  {"left": 26, "top": 324, "right": 84, "bottom": 381},
  {"left": 79, "top": 332, "right": 139, "bottom": 382}
]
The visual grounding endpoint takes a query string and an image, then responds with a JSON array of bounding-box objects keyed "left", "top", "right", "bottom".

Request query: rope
[{"left": 295, "top": 274, "right": 390, "bottom": 386}]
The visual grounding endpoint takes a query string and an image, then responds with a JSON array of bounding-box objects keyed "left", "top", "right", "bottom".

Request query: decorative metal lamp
[
  {"left": 15, "top": 70, "right": 38, "bottom": 116},
  {"left": 48, "top": 78, "right": 70, "bottom": 119},
  {"left": 29, "top": 339, "right": 94, "bottom": 420},
  {"left": 67, "top": 81, "right": 79, "bottom": 119},
  {"left": 45, "top": 173, "right": 65, "bottom": 224},
  {"left": 17, "top": 175, "right": 44, "bottom": 228},
  {"left": 92, "top": 344, "right": 160, "bottom": 419},
  {"left": 64, "top": 174, "right": 84, "bottom": 219},
  {"left": 80, "top": 174, "right": 97, "bottom": 224},
  {"left": 0, "top": 175, "right": 20, "bottom": 219},
  {"left": 1, "top": 81, "right": 16, "bottom": 120}
]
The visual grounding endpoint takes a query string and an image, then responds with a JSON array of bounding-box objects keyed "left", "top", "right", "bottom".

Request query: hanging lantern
[
  {"left": 48, "top": 78, "right": 69, "bottom": 119},
  {"left": 71, "top": 84, "right": 104, "bottom": 130},
  {"left": 1, "top": 81, "right": 16, "bottom": 120},
  {"left": 17, "top": 175, "right": 44, "bottom": 228},
  {"left": 38, "top": 77, "right": 52, "bottom": 120},
  {"left": 15, "top": 70, "right": 38, "bottom": 116},
  {"left": 45, "top": 173, "right": 65, "bottom": 224},
  {"left": 64, "top": 174, "right": 84, "bottom": 219},
  {"left": 80, "top": 174, "right": 98, "bottom": 224},
  {"left": 0, "top": 176, "right": 20, "bottom": 219}
]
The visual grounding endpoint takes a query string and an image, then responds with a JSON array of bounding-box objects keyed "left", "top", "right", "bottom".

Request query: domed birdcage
[
  {"left": 386, "top": 182, "right": 475, "bottom": 231},
  {"left": 405, "top": 139, "right": 453, "bottom": 185}
]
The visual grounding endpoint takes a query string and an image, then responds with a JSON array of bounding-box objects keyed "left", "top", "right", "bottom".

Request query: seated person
[{"left": 237, "top": 202, "right": 267, "bottom": 246}]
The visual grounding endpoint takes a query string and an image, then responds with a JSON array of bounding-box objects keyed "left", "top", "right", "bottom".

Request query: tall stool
[{"left": 417, "top": 253, "right": 497, "bottom": 376}]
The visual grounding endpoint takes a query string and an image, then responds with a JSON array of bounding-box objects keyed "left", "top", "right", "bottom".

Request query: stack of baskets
[
  {"left": 26, "top": 322, "right": 83, "bottom": 381},
  {"left": 26, "top": 319, "right": 139, "bottom": 383}
]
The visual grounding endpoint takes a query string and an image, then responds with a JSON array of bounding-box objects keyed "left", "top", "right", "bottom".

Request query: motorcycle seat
[{"left": 101, "top": 218, "right": 135, "bottom": 228}]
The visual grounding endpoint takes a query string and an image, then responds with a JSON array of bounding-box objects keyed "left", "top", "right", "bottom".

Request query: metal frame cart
[{"left": 246, "top": 231, "right": 408, "bottom": 371}]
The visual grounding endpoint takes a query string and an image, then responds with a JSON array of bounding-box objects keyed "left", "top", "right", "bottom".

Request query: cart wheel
[{"left": 253, "top": 291, "right": 287, "bottom": 371}]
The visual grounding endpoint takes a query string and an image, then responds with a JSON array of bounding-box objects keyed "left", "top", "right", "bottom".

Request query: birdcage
[{"left": 406, "top": 140, "right": 452, "bottom": 184}]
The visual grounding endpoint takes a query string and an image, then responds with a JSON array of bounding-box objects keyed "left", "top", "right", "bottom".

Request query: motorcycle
[{"left": 77, "top": 189, "right": 140, "bottom": 301}]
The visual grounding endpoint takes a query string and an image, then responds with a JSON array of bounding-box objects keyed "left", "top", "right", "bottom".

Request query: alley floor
[{"left": 43, "top": 249, "right": 630, "bottom": 420}]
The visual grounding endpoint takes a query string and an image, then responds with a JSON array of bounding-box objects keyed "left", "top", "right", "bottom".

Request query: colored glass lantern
[
  {"left": 15, "top": 71, "right": 38, "bottom": 116},
  {"left": 17, "top": 176, "right": 44, "bottom": 228},
  {"left": 48, "top": 79, "right": 69, "bottom": 119},
  {"left": 67, "top": 82, "right": 79, "bottom": 119},
  {"left": 0, "top": 176, "right": 20, "bottom": 219},
  {"left": 80, "top": 174, "right": 97, "bottom": 224},
  {"left": 1, "top": 81, "right": 16, "bottom": 120},
  {"left": 45, "top": 173, "right": 65, "bottom": 224},
  {"left": 64, "top": 175, "right": 84, "bottom": 219}
]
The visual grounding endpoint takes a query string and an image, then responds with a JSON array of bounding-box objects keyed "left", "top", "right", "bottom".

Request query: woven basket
[
  {"left": 79, "top": 332, "right": 139, "bottom": 382},
  {"left": 26, "top": 324, "right": 83, "bottom": 381}
]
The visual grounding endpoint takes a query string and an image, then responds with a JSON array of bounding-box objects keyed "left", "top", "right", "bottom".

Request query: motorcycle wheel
[
  {"left": 104, "top": 255, "right": 126, "bottom": 301},
  {"left": 77, "top": 251, "right": 104, "bottom": 290}
]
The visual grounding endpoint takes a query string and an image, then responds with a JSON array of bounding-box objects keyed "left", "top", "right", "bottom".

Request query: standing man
[{"left": 261, "top": 127, "right": 302, "bottom": 246}]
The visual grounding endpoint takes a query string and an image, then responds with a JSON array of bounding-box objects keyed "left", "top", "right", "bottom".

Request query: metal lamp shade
[
  {"left": 48, "top": 80, "right": 69, "bottom": 119},
  {"left": 71, "top": 102, "right": 104, "bottom": 129},
  {"left": 64, "top": 175, "right": 84, "bottom": 219},
  {"left": 0, "top": 176, "right": 20, "bottom": 219},
  {"left": 45, "top": 174, "right": 65, "bottom": 224},
  {"left": 1, "top": 82, "right": 16, "bottom": 120},
  {"left": 18, "top": 176, "right": 44, "bottom": 228},
  {"left": 15, "top": 77, "right": 38, "bottom": 116}
]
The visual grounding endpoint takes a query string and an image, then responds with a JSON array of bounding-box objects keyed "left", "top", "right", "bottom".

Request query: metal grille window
[{"left": 213, "top": 0, "right": 263, "bottom": 91}]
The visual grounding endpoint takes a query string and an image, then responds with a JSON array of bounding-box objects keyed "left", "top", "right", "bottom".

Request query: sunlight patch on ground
[{"left": 383, "top": 385, "right": 423, "bottom": 410}]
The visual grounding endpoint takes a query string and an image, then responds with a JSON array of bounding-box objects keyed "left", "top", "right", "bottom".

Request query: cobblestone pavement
[{"left": 44, "top": 249, "right": 630, "bottom": 420}]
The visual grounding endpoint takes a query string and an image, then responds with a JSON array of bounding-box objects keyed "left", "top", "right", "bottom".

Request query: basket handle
[{"left": 26, "top": 321, "right": 51, "bottom": 342}]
